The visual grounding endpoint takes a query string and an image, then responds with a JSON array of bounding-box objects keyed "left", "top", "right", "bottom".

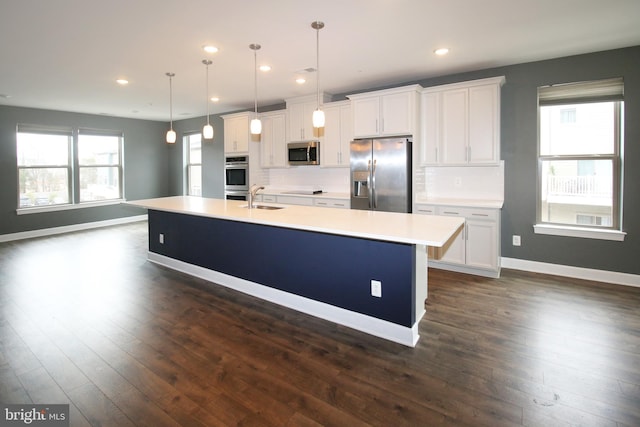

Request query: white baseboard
[
  {"left": 148, "top": 252, "right": 420, "bottom": 347},
  {"left": 0, "top": 215, "right": 148, "bottom": 243},
  {"left": 501, "top": 257, "right": 640, "bottom": 288}
]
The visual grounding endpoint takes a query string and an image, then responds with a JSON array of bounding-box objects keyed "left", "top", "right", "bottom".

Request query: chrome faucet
[{"left": 247, "top": 184, "right": 265, "bottom": 208}]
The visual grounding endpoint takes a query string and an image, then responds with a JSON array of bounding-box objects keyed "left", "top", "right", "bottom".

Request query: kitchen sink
[{"left": 240, "top": 204, "right": 285, "bottom": 210}]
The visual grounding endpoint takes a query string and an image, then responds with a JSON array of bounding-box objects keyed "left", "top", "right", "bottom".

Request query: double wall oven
[{"left": 224, "top": 156, "right": 249, "bottom": 200}]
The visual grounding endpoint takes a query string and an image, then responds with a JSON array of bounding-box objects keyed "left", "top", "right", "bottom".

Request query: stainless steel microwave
[{"left": 288, "top": 141, "right": 320, "bottom": 165}]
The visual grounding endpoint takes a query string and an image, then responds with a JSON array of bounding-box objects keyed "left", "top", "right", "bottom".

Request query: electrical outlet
[
  {"left": 371, "top": 280, "right": 382, "bottom": 298},
  {"left": 512, "top": 235, "right": 521, "bottom": 246},
  {"left": 454, "top": 177, "right": 462, "bottom": 188},
  {"left": 159, "top": 233, "right": 164, "bottom": 244}
]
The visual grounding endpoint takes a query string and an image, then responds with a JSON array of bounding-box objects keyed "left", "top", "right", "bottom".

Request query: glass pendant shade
[
  {"left": 166, "top": 129, "right": 176, "bottom": 144},
  {"left": 250, "top": 118, "right": 262, "bottom": 135},
  {"left": 203, "top": 124, "right": 214, "bottom": 140},
  {"left": 312, "top": 109, "right": 325, "bottom": 128}
]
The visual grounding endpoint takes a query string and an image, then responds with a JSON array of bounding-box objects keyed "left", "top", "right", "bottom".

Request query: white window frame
[
  {"left": 16, "top": 124, "right": 125, "bottom": 215},
  {"left": 184, "top": 132, "right": 202, "bottom": 196},
  {"left": 534, "top": 78, "right": 626, "bottom": 241}
]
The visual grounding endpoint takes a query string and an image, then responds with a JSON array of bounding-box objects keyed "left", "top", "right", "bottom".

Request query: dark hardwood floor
[{"left": 1, "top": 222, "right": 639, "bottom": 426}]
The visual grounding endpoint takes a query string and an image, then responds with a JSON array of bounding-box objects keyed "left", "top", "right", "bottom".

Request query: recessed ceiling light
[
  {"left": 434, "top": 48, "right": 450, "bottom": 56},
  {"left": 259, "top": 65, "right": 271, "bottom": 72},
  {"left": 210, "top": 96, "right": 220, "bottom": 102},
  {"left": 0, "top": 94, "right": 11, "bottom": 99},
  {"left": 116, "top": 78, "right": 129, "bottom": 85},
  {"left": 295, "top": 77, "right": 306, "bottom": 84},
  {"left": 203, "top": 45, "right": 218, "bottom": 54}
]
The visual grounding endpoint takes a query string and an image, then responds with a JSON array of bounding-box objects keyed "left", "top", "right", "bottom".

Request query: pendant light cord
[
  {"left": 204, "top": 61, "right": 211, "bottom": 126},
  {"left": 254, "top": 48, "right": 258, "bottom": 117},
  {"left": 166, "top": 72, "right": 175, "bottom": 130}
]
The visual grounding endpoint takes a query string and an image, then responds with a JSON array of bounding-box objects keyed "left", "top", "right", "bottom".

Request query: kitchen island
[{"left": 126, "top": 196, "right": 464, "bottom": 346}]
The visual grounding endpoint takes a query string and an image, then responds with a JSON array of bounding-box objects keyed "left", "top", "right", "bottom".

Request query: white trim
[
  {"left": 16, "top": 199, "right": 126, "bottom": 215},
  {"left": 148, "top": 252, "right": 421, "bottom": 347},
  {"left": 501, "top": 257, "right": 640, "bottom": 288},
  {"left": 534, "top": 224, "right": 626, "bottom": 241},
  {"left": 0, "top": 215, "right": 147, "bottom": 243}
]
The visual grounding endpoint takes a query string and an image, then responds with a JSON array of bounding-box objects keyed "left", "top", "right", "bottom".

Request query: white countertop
[{"left": 126, "top": 196, "right": 464, "bottom": 247}]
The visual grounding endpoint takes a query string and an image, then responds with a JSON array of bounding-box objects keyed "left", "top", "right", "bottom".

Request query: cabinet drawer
[
  {"left": 414, "top": 204, "right": 437, "bottom": 215},
  {"left": 276, "top": 195, "right": 313, "bottom": 206},
  {"left": 314, "top": 198, "right": 349, "bottom": 209},
  {"left": 436, "top": 206, "right": 498, "bottom": 221}
]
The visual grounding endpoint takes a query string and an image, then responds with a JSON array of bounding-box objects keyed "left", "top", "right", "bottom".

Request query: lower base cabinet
[
  {"left": 257, "top": 194, "right": 350, "bottom": 209},
  {"left": 416, "top": 204, "right": 501, "bottom": 278}
]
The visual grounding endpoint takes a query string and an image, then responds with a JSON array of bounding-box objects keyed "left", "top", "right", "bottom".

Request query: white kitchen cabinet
[
  {"left": 286, "top": 93, "right": 332, "bottom": 142},
  {"left": 415, "top": 204, "right": 501, "bottom": 277},
  {"left": 260, "top": 110, "right": 287, "bottom": 168},
  {"left": 322, "top": 101, "right": 352, "bottom": 167},
  {"left": 222, "top": 112, "right": 251, "bottom": 154},
  {"left": 420, "top": 76, "right": 505, "bottom": 166},
  {"left": 348, "top": 85, "right": 421, "bottom": 138}
]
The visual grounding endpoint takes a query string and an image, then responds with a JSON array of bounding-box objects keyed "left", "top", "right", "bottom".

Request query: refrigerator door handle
[
  {"left": 372, "top": 159, "right": 377, "bottom": 209},
  {"left": 367, "top": 160, "right": 372, "bottom": 209}
]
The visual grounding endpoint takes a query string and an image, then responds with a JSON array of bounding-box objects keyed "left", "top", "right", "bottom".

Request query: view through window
[
  {"left": 185, "top": 133, "right": 202, "bottom": 196},
  {"left": 17, "top": 125, "right": 123, "bottom": 209},
  {"left": 537, "top": 78, "right": 623, "bottom": 230}
]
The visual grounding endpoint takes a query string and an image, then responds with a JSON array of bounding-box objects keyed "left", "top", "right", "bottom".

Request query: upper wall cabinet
[
  {"left": 259, "top": 110, "right": 287, "bottom": 168},
  {"left": 347, "top": 85, "right": 421, "bottom": 138},
  {"left": 286, "top": 93, "right": 332, "bottom": 142},
  {"left": 321, "top": 101, "right": 352, "bottom": 168},
  {"left": 420, "top": 76, "right": 505, "bottom": 166},
  {"left": 222, "top": 111, "right": 251, "bottom": 154}
]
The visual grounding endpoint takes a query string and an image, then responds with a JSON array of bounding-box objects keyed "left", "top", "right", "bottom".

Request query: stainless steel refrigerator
[{"left": 350, "top": 137, "right": 412, "bottom": 213}]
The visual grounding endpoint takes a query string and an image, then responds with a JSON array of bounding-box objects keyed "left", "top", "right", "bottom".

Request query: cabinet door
[
  {"left": 224, "top": 115, "right": 249, "bottom": 153},
  {"left": 288, "top": 102, "right": 319, "bottom": 141},
  {"left": 468, "top": 84, "right": 499, "bottom": 164},
  {"left": 441, "top": 89, "right": 468, "bottom": 164},
  {"left": 465, "top": 218, "right": 498, "bottom": 270},
  {"left": 352, "top": 97, "right": 380, "bottom": 137},
  {"left": 420, "top": 92, "right": 440, "bottom": 165},
  {"left": 261, "top": 113, "right": 286, "bottom": 168},
  {"left": 381, "top": 91, "right": 414, "bottom": 136},
  {"left": 322, "top": 103, "right": 352, "bottom": 167}
]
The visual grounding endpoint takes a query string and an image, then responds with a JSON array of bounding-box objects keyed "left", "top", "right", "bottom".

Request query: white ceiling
[{"left": 1, "top": 0, "right": 640, "bottom": 122}]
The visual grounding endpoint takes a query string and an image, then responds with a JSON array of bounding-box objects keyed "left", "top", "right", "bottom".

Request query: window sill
[
  {"left": 534, "top": 224, "right": 626, "bottom": 241},
  {"left": 16, "top": 199, "right": 126, "bottom": 215}
]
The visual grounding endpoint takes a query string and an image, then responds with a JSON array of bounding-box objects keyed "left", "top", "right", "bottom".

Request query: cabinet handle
[
  {"left": 472, "top": 213, "right": 489, "bottom": 217},
  {"left": 435, "top": 147, "right": 438, "bottom": 162},
  {"left": 376, "top": 119, "right": 379, "bottom": 133},
  {"left": 443, "top": 211, "right": 459, "bottom": 215},
  {"left": 317, "top": 202, "right": 327, "bottom": 205}
]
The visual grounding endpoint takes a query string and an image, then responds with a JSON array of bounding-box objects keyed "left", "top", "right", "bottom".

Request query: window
[
  {"left": 184, "top": 133, "right": 202, "bottom": 196},
  {"left": 536, "top": 78, "right": 624, "bottom": 240},
  {"left": 78, "top": 130, "right": 123, "bottom": 202},
  {"left": 16, "top": 125, "right": 124, "bottom": 211}
]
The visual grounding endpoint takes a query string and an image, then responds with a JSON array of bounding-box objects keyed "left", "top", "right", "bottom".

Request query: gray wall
[
  {"left": 0, "top": 106, "right": 169, "bottom": 235},
  {"left": 169, "top": 115, "right": 225, "bottom": 199},
  {"left": 411, "top": 46, "right": 640, "bottom": 275}
]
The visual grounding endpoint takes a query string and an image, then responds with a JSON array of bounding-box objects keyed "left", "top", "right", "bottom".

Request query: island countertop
[{"left": 126, "top": 196, "right": 464, "bottom": 247}]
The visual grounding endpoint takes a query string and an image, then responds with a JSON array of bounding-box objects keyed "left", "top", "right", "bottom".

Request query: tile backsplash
[{"left": 417, "top": 162, "right": 504, "bottom": 201}]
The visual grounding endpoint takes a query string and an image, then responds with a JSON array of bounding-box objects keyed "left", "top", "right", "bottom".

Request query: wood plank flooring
[{"left": 1, "top": 221, "right": 639, "bottom": 426}]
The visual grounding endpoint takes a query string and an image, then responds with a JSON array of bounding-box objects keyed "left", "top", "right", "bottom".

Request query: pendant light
[
  {"left": 249, "top": 43, "right": 262, "bottom": 135},
  {"left": 165, "top": 72, "right": 176, "bottom": 144},
  {"left": 202, "top": 59, "right": 214, "bottom": 140},
  {"left": 311, "top": 20, "right": 325, "bottom": 128}
]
